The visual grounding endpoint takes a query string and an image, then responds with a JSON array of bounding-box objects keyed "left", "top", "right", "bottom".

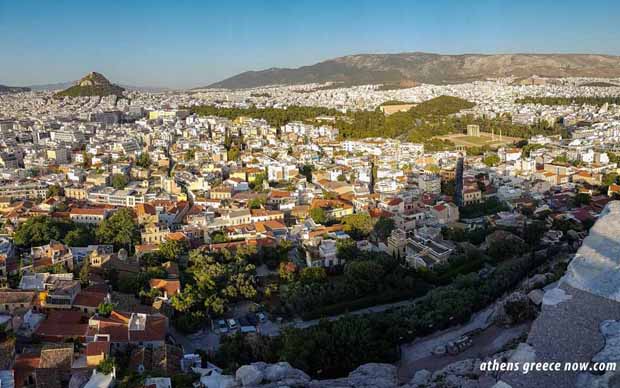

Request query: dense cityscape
[
  {"left": 3, "top": 1, "right": 620, "bottom": 388},
  {"left": 0, "top": 69, "right": 619, "bottom": 387}
]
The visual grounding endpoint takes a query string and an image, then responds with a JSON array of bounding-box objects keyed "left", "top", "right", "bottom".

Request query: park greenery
[
  {"left": 279, "top": 251, "right": 431, "bottom": 320},
  {"left": 95, "top": 208, "right": 140, "bottom": 251},
  {"left": 483, "top": 153, "right": 501, "bottom": 167},
  {"left": 216, "top": 244, "right": 559, "bottom": 378},
  {"left": 13, "top": 216, "right": 95, "bottom": 248},
  {"left": 170, "top": 247, "right": 258, "bottom": 333},
  {"left": 192, "top": 96, "right": 560, "bottom": 151}
]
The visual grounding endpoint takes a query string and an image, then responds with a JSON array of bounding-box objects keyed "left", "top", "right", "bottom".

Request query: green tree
[
  {"left": 136, "top": 152, "right": 151, "bottom": 168},
  {"left": 111, "top": 174, "right": 129, "bottom": 190},
  {"left": 95, "top": 208, "right": 140, "bottom": 251},
  {"left": 79, "top": 260, "right": 90, "bottom": 287},
  {"left": 13, "top": 216, "right": 75, "bottom": 247},
  {"left": 159, "top": 239, "right": 188, "bottom": 261},
  {"left": 300, "top": 267, "right": 327, "bottom": 284},
  {"left": 97, "top": 302, "right": 114, "bottom": 317},
  {"left": 185, "top": 149, "right": 196, "bottom": 161},
  {"left": 82, "top": 151, "right": 92, "bottom": 169},
  {"left": 96, "top": 357, "right": 116, "bottom": 374},
  {"left": 248, "top": 197, "right": 265, "bottom": 209},
  {"left": 602, "top": 172, "right": 619, "bottom": 188},
  {"left": 46, "top": 185, "right": 63, "bottom": 198},
  {"left": 344, "top": 260, "right": 385, "bottom": 293},
  {"left": 342, "top": 213, "right": 374, "bottom": 240},
  {"left": 309, "top": 208, "right": 327, "bottom": 224},
  {"left": 523, "top": 220, "right": 546, "bottom": 246},
  {"left": 63, "top": 225, "right": 96, "bottom": 247},
  {"left": 210, "top": 231, "right": 228, "bottom": 244},
  {"left": 574, "top": 192, "right": 591, "bottom": 206},
  {"left": 373, "top": 217, "right": 395, "bottom": 241},
  {"left": 278, "top": 261, "right": 298, "bottom": 282},
  {"left": 336, "top": 238, "right": 362, "bottom": 262},
  {"left": 483, "top": 153, "right": 500, "bottom": 167},
  {"left": 171, "top": 249, "right": 257, "bottom": 319},
  {"left": 300, "top": 165, "right": 313, "bottom": 183},
  {"left": 227, "top": 146, "right": 240, "bottom": 161}
]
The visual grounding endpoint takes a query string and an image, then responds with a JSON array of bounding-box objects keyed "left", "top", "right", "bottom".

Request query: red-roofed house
[{"left": 86, "top": 311, "right": 167, "bottom": 349}]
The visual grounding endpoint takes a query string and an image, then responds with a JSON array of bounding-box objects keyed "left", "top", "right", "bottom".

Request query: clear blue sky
[{"left": 1, "top": 0, "right": 619, "bottom": 88}]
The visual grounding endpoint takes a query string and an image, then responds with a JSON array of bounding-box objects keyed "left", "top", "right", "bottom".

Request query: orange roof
[
  {"left": 73, "top": 290, "right": 106, "bottom": 308},
  {"left": 35, "top": 310, "right": 88, "bottom": 340},
  {"left": 386, "top": 198, "right": 402, "bottom": 206},
  {"left": 135, "top": 203, "right": 157, "bottom": 216},
  {"left": 269, "top": 190, "right": 292, "bottom": 198},
  {"left": 86, "top": 340, "right": 110, "bottom": 357},
  {"left": 149, "top": 279, "right": 181, "bottom": 296},
  {"left": 87, "top": 311, "right": 167, "bottom": 344},
  {"left": 166, "top": 232, "right": 187, "bottom": 241},
  {"left": 70, "top": 207, "right": 107, "bottom": 216}
]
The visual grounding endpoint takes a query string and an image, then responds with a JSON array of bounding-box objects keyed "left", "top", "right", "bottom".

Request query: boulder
[
  {"left": 264, "top": 362, "right": 310, "bottom": 382},
  {"left": 236, "top": 364, "right": 264, "bottom": 386},
  {"left": 346, "top": 363, "right": 399, "bottom": 388},
  {"left": 522, "top": 273, "right": 551, "bottom": 292},
  {"left": 409, "top": 369, "right": 431, "bottom": 387},
  {"left": 528, "top": 289, "right": 544, "bottom": 306}
]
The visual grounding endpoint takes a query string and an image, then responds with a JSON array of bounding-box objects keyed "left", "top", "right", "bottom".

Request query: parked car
[
  {"left": 216, "top": 320, "right": 228, "bottom": 334},
  {"left": 226, "top": 319, "right": 238, "bottom": 331}
]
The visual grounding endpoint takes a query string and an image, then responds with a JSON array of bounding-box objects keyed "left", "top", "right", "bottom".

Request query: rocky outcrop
[
  {"left": 500, "top": 201, "right": 620, "bottom": 388},
  {"left": 236, "top": 364, "right": 265, "bottom": 386},
  {"left": 54, "top": 72, "right": 125, "bottom": 98},
  {"left": 200, "top": 362, "right": 398, "bottom": 388}
]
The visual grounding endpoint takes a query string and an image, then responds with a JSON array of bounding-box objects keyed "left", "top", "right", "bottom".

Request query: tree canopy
[
  {"left": 95, "top": 208, "right": 140, "bottom": 251},
  {"left": 111, "top": 174, "right": 130, "bottom": 190}
]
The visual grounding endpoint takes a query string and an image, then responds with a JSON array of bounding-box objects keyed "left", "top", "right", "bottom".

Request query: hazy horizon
[{"left": 2, "top": 0, "right": 620, "bottom": 88}]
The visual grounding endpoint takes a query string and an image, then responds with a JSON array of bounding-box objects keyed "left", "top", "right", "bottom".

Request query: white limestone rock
[
  {"left": 542, "top": 287, "right": 572, "bottom": 306},
  {"left": 592, "top": 320, "right": 620, "bottom": 363},
  {"left": 264, "top": 362, "right": 310, "bottom": 382},
  {"left": 409, "top": 369, "right": 431, "bottom": 387},
  {"left": 236, "top": 365, "right": 264, "bottom": 386},
  {"left": 508, "top": 343, "right": 536, "bottom": 364},
  {"left": 345, "top": 363, "right": 399, "bottom": 388}
]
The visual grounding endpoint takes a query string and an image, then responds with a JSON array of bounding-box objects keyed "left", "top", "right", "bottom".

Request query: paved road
[
  {"left": 398, "top": 321, "right": 530, "bottom": 382},
  {"left": 170, "top": 326, "right": 220, "bottom": 354},
  {"left": 398, "top": 305, "right": 495, "bottom": 366}
]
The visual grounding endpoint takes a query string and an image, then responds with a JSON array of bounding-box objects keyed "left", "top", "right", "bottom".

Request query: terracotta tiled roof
[
  {"left": 73, "top": 290, "right": 106, "bottom": 308},
  {"left": 70, "top": 208, "right": 107, "bottom": 216},
  {"left": 86, "top": 340, "right": 110, "bottom": 357},
  {"left": 149, "top": 279, "right": 181, "bottom": 296}
]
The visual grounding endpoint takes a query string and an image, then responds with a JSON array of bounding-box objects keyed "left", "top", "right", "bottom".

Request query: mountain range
[
  {"left": 204, "top": 52, "right": 620, "bottom": 89},
  {"left": 0, "top": 85, "right": 31, "bottom": 94}
]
